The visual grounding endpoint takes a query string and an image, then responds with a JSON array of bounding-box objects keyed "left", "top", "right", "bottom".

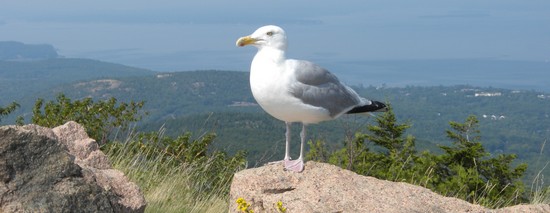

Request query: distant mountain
[
  {"left": 47, "top": 70, "right": 256, "bottom": 122},
  {"left": 0, "top": 58, "right": 153, "bottom": 106},
  {"left": 0, "top": 41, "right": 153, "bottom": 106},
  {"left": 0, "top": 41, "right": 58, "bottom": 61}
]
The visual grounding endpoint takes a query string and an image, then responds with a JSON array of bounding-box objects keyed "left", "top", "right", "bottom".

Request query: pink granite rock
[
  {"left": 0, "top": 121, "right": 146, "bottom": 212},
  {"left": 230, "top": 161, "right": 550, "bottom": 213}
]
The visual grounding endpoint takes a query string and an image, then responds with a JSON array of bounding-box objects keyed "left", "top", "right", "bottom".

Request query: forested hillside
[
  {"left": 3, "top": 70, "right": 549, "bottom": 185},
  {"left": 16, "top": 71, "right": 544, "bottom": 183},
  {"left": 0, "top": 41, "right": 58, "bottom": 60},
  {"left": 0, "top": 58, "right": 153, "bottom": 108},
  {"left": 48, "top": 71, "right": 258, "bottom": 122}
]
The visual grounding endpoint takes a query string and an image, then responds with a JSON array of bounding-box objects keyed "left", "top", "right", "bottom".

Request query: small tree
[
  {"left": 306, "top": 139, "right": 330, "bottom": 163},
  {"left": 356, "top": 104, "right": 419, "bottom": 181},
  {"left": 436, "top": 115, "right": 527, "bottom": 206},
  {"left": 0, "top": 102, "right": 20, "bottom": 123},
  {"left": 32, "top": 93, "right": 146, "bottom": 144}
]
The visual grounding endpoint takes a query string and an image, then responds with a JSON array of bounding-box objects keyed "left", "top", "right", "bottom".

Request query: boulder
[
  {"left": 0, "top": 122, "right": 146, "bottom": 212},
  {"left": 230, "top": 161, "right": 550, "bottom": 213},
  {"left": 52, "top": 121, "right": 146, "bottom": 211}
]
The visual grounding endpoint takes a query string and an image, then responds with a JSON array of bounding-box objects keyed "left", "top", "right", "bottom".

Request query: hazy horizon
[{"left": 1, "top": 1, "right": 549, "bottom": 90}]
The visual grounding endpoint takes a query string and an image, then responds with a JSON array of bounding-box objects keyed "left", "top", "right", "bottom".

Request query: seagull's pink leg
[
  {"left": 284, "top": 122, "right": 292, "bottom": 161},
  {"left": 284, "top": 124, "right": 306, "bottom": 172},
  {"left": 268, "top": 122, "right": 292, "bottom": 165}
]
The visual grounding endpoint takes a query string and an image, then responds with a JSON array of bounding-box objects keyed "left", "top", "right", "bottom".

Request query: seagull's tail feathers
[{"left": 346, "top": 101, "right": 387, "bottom": 114}]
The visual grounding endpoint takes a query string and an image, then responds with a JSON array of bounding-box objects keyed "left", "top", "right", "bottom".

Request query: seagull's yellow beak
[{"left": 236, "top": 36, "right": 257, "bottom": 47}]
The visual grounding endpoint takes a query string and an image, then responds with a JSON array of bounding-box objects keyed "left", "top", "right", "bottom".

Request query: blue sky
[{"left": 1, "top": 0, "right": 549, "bottom": 73}]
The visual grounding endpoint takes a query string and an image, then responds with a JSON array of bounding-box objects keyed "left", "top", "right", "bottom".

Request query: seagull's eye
[{"left": 266, "top": 31, "right": 274, "bottom": 36}]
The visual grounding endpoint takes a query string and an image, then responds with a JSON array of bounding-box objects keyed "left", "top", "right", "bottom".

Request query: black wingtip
[{"left": 346, "top": 101, "right": 387, "bottom": 114}]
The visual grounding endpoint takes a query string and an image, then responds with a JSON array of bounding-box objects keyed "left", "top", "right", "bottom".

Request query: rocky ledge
[
  {"left": 230, "top": 161, "right": 550, "bottom": 213},
  {"left": 0, "top": 121, "right": 146, "bottom": 213}
]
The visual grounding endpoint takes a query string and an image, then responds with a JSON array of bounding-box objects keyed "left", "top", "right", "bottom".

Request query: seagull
[{"left": 236, "top": 25, "right": 387, "bottom": 172}]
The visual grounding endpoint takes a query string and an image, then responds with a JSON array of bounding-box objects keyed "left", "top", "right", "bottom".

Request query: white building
[{"left": 475, "top": 92, "right": 502, "bottom": 97}]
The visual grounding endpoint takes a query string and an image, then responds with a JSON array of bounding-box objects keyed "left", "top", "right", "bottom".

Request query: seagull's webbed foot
[
  {"left": 265, "top": 159, "right": 304, "bottom": 172},
  {"left": 284, "top": 158, "right": 304, "bottom": 172}
]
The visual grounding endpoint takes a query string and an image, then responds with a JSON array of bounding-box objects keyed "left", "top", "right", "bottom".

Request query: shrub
[{"left": 32, "top": 93, "right": 145, "bottom": 144}]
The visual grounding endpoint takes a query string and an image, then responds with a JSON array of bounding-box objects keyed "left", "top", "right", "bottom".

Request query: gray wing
[{"left": 287, "top": 60, "right": 368, "bottom": 118}]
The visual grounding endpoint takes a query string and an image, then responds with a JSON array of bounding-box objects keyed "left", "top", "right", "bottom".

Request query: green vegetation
[
  {"left": 436, "top": 115, "right": 526, "bottom": 207},
  {"left": 39, "top": 71, "right": 547, "bottom": 185},
  {"left": 0, "top": 101, "right": 19, "bottom": 123},
  {"left": 103, "top": 131, "right": 246, "bottom": 212},
  {"left": 0, "top": 58, "right": 152, "bottom": 110},
  {"left": 0, "top": 41, "right": 58, "bottom": 60},
  {"left": 307, "top": 106, "right": 541, "bottom": 208},
  {"left": 31, "top": 93, "right": 146, "bottom": 144}
]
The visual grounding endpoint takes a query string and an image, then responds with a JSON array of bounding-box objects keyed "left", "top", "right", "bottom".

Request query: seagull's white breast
[{"left": 249, "top": 48, "right": 332, "bottom": 124}]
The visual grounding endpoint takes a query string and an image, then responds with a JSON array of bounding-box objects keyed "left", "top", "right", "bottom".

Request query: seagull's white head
[{"left": 236, "top": 25, "right": 287, "bottom": 51}]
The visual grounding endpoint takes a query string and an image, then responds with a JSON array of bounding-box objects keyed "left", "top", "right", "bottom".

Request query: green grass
[
  {"left": 529, "top": 140, "right": 550, "bottom": 206},
  {"left": 530, "top": 163, "right": 550, "bottom": 205},
  {"left": 103, "top": 131, "right": 241, "bottom": 213}
]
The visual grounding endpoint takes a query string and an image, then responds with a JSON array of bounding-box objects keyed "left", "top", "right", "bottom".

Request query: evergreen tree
[
  {"left": 358, "top": 104, "right": 419, "bottom": 181},
  {"left": 0, "top": 102, "right": 19, "bottom": 123},
  {"left": 365, "top": 104, "right": 412, "bottom": 153},
  {"left": 306, "top": 139, "right": 330, "bottom": 163},
  {"left": 436, "top": 115, "right": 527, "bottom": 206}
]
